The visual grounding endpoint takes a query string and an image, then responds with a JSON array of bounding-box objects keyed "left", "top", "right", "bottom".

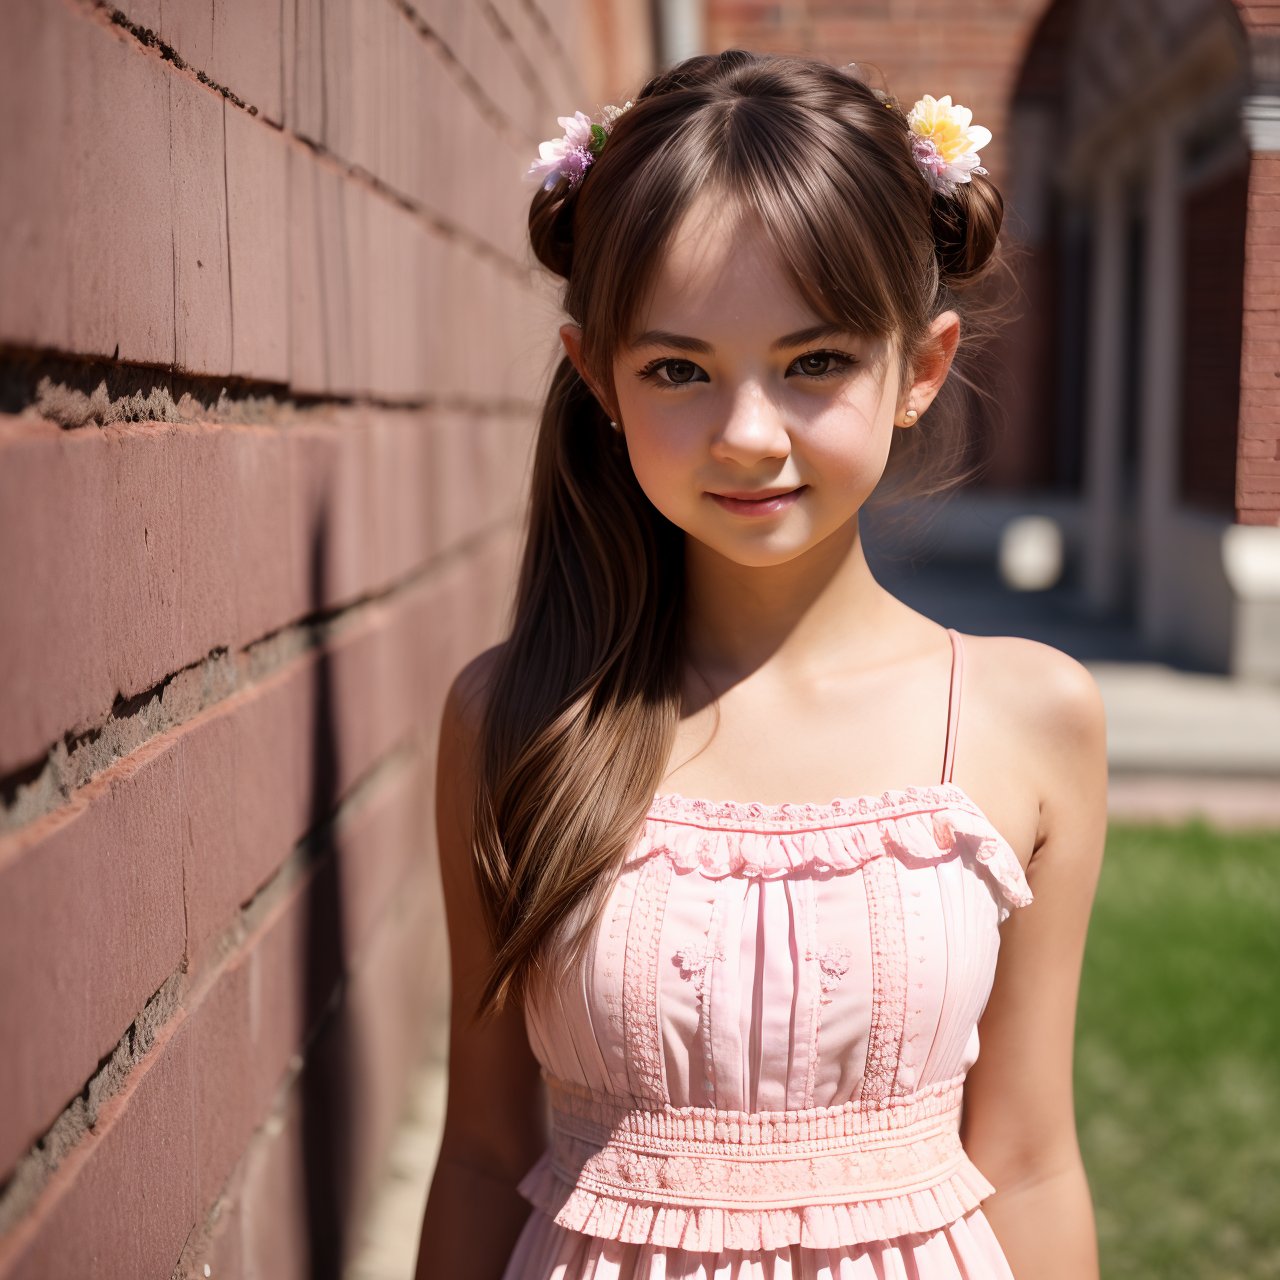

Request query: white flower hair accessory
[
  {"left": 904, "top": 93, "right": 991, "bottom": 196},
  {"left": 527, "top": 100, "right": 635, "bottom": 191}
]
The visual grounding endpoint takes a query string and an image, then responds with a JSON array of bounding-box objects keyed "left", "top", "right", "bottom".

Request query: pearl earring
[
  {"left": 902, "top": 408, "right": 918, "bottom": 425},
  {"left": 609, "top": 419, "right": 622, "bottom": 433}
]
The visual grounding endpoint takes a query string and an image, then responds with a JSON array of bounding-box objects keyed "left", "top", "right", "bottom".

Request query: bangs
[
  {"left": 570, "top": 89, "right": 929, "bottom": 383},
  {"left": 709, "top": 98, "right": 924, "bottom": 343}
]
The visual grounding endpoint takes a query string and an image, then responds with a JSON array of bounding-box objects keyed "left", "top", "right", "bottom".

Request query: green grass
[{"left": 1075, "top": 818, "right": 1280, "bottom": 1279}]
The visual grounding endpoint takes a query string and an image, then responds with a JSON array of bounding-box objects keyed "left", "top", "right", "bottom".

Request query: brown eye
[
  {"left": 635, "top": 357, "right": 709, "bottom": 390},
  {"left": 790, "top": 350, "right": 856, "bottom": 380}
]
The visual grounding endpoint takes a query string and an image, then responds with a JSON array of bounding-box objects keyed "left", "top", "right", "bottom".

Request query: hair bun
[
  {"left": 529, "top": 181, "right": 576, "bottom": 280},
  {"left": 930, "top": 175, "right": 1003, "bottom": 283}
]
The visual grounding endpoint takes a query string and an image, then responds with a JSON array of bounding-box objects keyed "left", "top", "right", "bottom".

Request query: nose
[{"left": 709, "top": 380, "right": 791, "bottom": 465}]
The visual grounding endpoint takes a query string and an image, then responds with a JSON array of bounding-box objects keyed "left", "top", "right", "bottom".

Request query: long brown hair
[{"left": 471, "top": 50, "right": 1009, "bottom": 1015}]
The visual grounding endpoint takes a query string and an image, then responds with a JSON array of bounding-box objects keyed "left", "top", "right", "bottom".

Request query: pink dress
[{"left": 502, "top": 628, "right": 1034, "bottom": 1279}]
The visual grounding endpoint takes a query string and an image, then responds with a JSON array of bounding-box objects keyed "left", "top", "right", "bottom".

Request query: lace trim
[
  {"left": 861, "top": 856, "right": 907, "bottom": 1103},
  {"left": 632, "top": 789, "right": 1033, "bottom": 920},
  {"left": 621, "top": 853, "right": 672, "bottom": 1105},
  {"left": 520, "top": 1072, "right": 996, "bottom": 1250}
]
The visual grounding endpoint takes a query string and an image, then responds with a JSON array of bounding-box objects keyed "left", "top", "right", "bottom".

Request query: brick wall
[
  {"left": 1238, "top": 149, "right": 1280, "bottom": 526},
  {"left": 0, "top": 0, "right": 650, "bottom": 1273}
]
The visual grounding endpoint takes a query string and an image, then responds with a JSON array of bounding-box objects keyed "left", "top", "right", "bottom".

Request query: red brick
[
  {"left": 0, "top": 419, "right": 105, "bottom": 771},
  {"left": 64, "top": 9, "right": 175, "bottom": 365},
  {"left": 307, "top": 166, "right": 368, "bottom": 397},
  {"left": 0, "top": 419, "right": 201, "bottom": 773},
  {"left": 119, "top": 0, "right": 163, "bottom": 32},
  {"left": 185, "top": 750, "right": 439, "bottom": 1209},
  {"left": 178, "top": 570, "right": 449, "bottom": 974},
  {"left": 0, "top": 737, "right": 185, "bottom": 1179},
  {"left": 287, "top": 144, "right": 329, "bottom": 393},
  {"left": 337, "top": 749, "right": 434, "bottom": 966},
  {"left": 225, "top": 104, "right": 289, "bottom": 382},
  {"left": 321, "top": 0, "right": 357, "bottom": 159},
  {"left": 1240, "top": 435, "right": 1279, "bottom": 458},
  {"left": 238, "top": 1088, "right": 312, "bottom": 1280},
  {"left": 0, "top": 410, "right": 444, "bottom": 777},
  {"left": 0, "top": 1015, "right": 198, "bottom": 1279},
  {"left": 401, "top": 21, "right": 445, "bottom": 209},
  {"left": 230, "top": 422, "right": 296, "bottom": 642},
  {"left": 344, "top": 0, "right": 386, "bottom": 179},
  {"left": 306, "top": 158, "right": 355, "bottom": 394},
  {"left": 176, "top": 708, "right": 238, "bottom": 979},
  {"left": 405, "top": 0, "right": 462, "bottom": 50},
  {"left": 366, "top": 195, "right": 428, "bottom": 401},
  {"left": 158, "top": 0, "right": 213, "bottom": 73},
  {"left": 1241, "top": 355, "right": 1280, "bottom": 375},
  {"left": 210, "top": 0, "right": 284, "bottom": 124},
  {"left": 233, "top": 861, "right": 445, "bottom": 1275},
  {"left": 367, "top": 410, "right": 435, "bottom": 581},
  {"left": 171, "top": 70, "right": 233, "bottom": 374},
  {"left": 412, "top": 222, "right": 447, "bottom": 392},
  {"left": 0, "top": 0, "right": 71, "bottom": 353},
  {"left": 286, "top": 0, "right": 326, "bottom": 145}
]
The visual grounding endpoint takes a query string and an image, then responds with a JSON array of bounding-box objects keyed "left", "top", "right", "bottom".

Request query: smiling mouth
[{"left": 708, "top": 486, "right": 807, "bottom": 516}]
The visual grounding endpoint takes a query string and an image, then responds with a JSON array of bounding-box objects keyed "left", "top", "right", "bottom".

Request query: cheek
[
  {"left": 806, "top": 407, "right": 892, "bottom": 477},
  {"left": 625, "top": 425, "right": 698, "bottom": 509}
]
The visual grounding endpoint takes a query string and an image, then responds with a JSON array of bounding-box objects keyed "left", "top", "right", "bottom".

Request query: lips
[
  {"left": 708, "top": 485, "right": 807, "bottom": 517},
  {"left": 712, "top": 487, "right": 801, "bottom": 501}
]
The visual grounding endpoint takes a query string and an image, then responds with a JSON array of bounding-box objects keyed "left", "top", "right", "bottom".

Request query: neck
[{"left": 681, "top": 515, "right": 891, "bottom": 688}]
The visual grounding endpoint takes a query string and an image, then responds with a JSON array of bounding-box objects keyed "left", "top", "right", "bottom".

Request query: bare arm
[
  {"left": 415, "top": 649, "right": 547, "bottom": 1280},
  {"left": 961, "top": 643, "right": 1109, "bottom": 1279}
]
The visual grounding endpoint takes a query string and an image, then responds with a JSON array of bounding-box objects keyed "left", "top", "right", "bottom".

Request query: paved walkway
[
  {"left": 346, "top": 1051, "right": 445, "bottom": 1280},
  {"left": 347, "top": 552, "right": 1280, "bottom": 1278}
]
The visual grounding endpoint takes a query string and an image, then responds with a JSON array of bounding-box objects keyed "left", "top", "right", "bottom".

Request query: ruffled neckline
[
  {"left": 635, "top": 782, "right": 1033, "bottom": 917},
  {"left": 647, "top": 781, "right": 977, "bottom": 828}
]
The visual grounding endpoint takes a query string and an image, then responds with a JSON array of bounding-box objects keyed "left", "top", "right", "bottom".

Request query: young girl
[{"left": 417, "top": 49, "right": 1107, "bottom": 1280}]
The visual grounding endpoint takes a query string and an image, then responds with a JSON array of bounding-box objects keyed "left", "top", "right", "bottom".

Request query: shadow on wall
[{"left": 301, "top": 509, "right": 356, "bottom": 1278}]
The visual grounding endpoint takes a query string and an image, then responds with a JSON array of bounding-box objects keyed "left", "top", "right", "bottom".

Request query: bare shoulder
[
  {"left": 957, "top": 632, "right": 1108, "bottom": 853},
  {"left": 442, "top": 641, "right": 508, "bottom": 747},
  {"left": 962, "top": 632, "right": 1106, "bottom": 742}
]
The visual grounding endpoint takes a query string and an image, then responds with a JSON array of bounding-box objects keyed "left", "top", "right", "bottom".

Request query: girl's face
[{"left": 564, "top": 191, "right": 958, "bottom": 569}]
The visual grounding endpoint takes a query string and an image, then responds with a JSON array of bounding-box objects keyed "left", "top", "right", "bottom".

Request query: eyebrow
[{"left": 629, "top": 323, "right": 857, "bottom": 353}]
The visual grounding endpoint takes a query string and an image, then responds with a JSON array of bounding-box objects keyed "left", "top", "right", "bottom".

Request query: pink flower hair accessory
[{"left": 527, "top": 100, "right": 634, "bottom": 191}]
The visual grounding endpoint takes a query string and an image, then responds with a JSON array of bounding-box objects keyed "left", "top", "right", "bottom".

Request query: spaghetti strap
[{"left": 941, "top": 628, "right": 964, "bottom": 785}]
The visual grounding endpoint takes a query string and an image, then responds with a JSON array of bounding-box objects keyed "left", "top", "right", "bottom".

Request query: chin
[{"left": 687, "top": 527, "right": 824, "bottom": 568}]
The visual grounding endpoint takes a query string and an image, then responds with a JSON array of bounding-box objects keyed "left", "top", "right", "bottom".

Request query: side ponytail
[{"left": 470, "top": 356, "right": 686, "bottom": 1014}]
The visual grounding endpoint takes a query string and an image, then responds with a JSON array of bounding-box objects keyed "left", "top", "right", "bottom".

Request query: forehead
[{"left": 633, "top": 190, "right": 819, "bottom": 339}]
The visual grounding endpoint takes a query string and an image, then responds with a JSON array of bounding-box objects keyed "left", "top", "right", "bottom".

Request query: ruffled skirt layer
[{"left": 502, "top": 1209, "right": 1016, "bottom": 1280}]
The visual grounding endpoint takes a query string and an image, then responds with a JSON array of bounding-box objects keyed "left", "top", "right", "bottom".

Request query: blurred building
[{"left": 683, "top": 0, "right": 1280, "bottom": 680}]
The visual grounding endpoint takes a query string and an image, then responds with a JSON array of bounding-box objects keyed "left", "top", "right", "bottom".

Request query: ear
[
  {"left": 898, "top": 310, "right": 961, "bottom": 425},
  {"left": 560, "top": 323, "right": 619, "bottom": 420}
]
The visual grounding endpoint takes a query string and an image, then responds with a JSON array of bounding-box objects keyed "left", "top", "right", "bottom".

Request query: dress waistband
[{"left": 519, "top": 1073, "right": 997, "bottom": 1251}]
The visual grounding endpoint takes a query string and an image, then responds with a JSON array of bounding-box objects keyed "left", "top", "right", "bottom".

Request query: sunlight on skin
[{"left": 560, "top": 190, "right": 960, "bottom": 681}]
